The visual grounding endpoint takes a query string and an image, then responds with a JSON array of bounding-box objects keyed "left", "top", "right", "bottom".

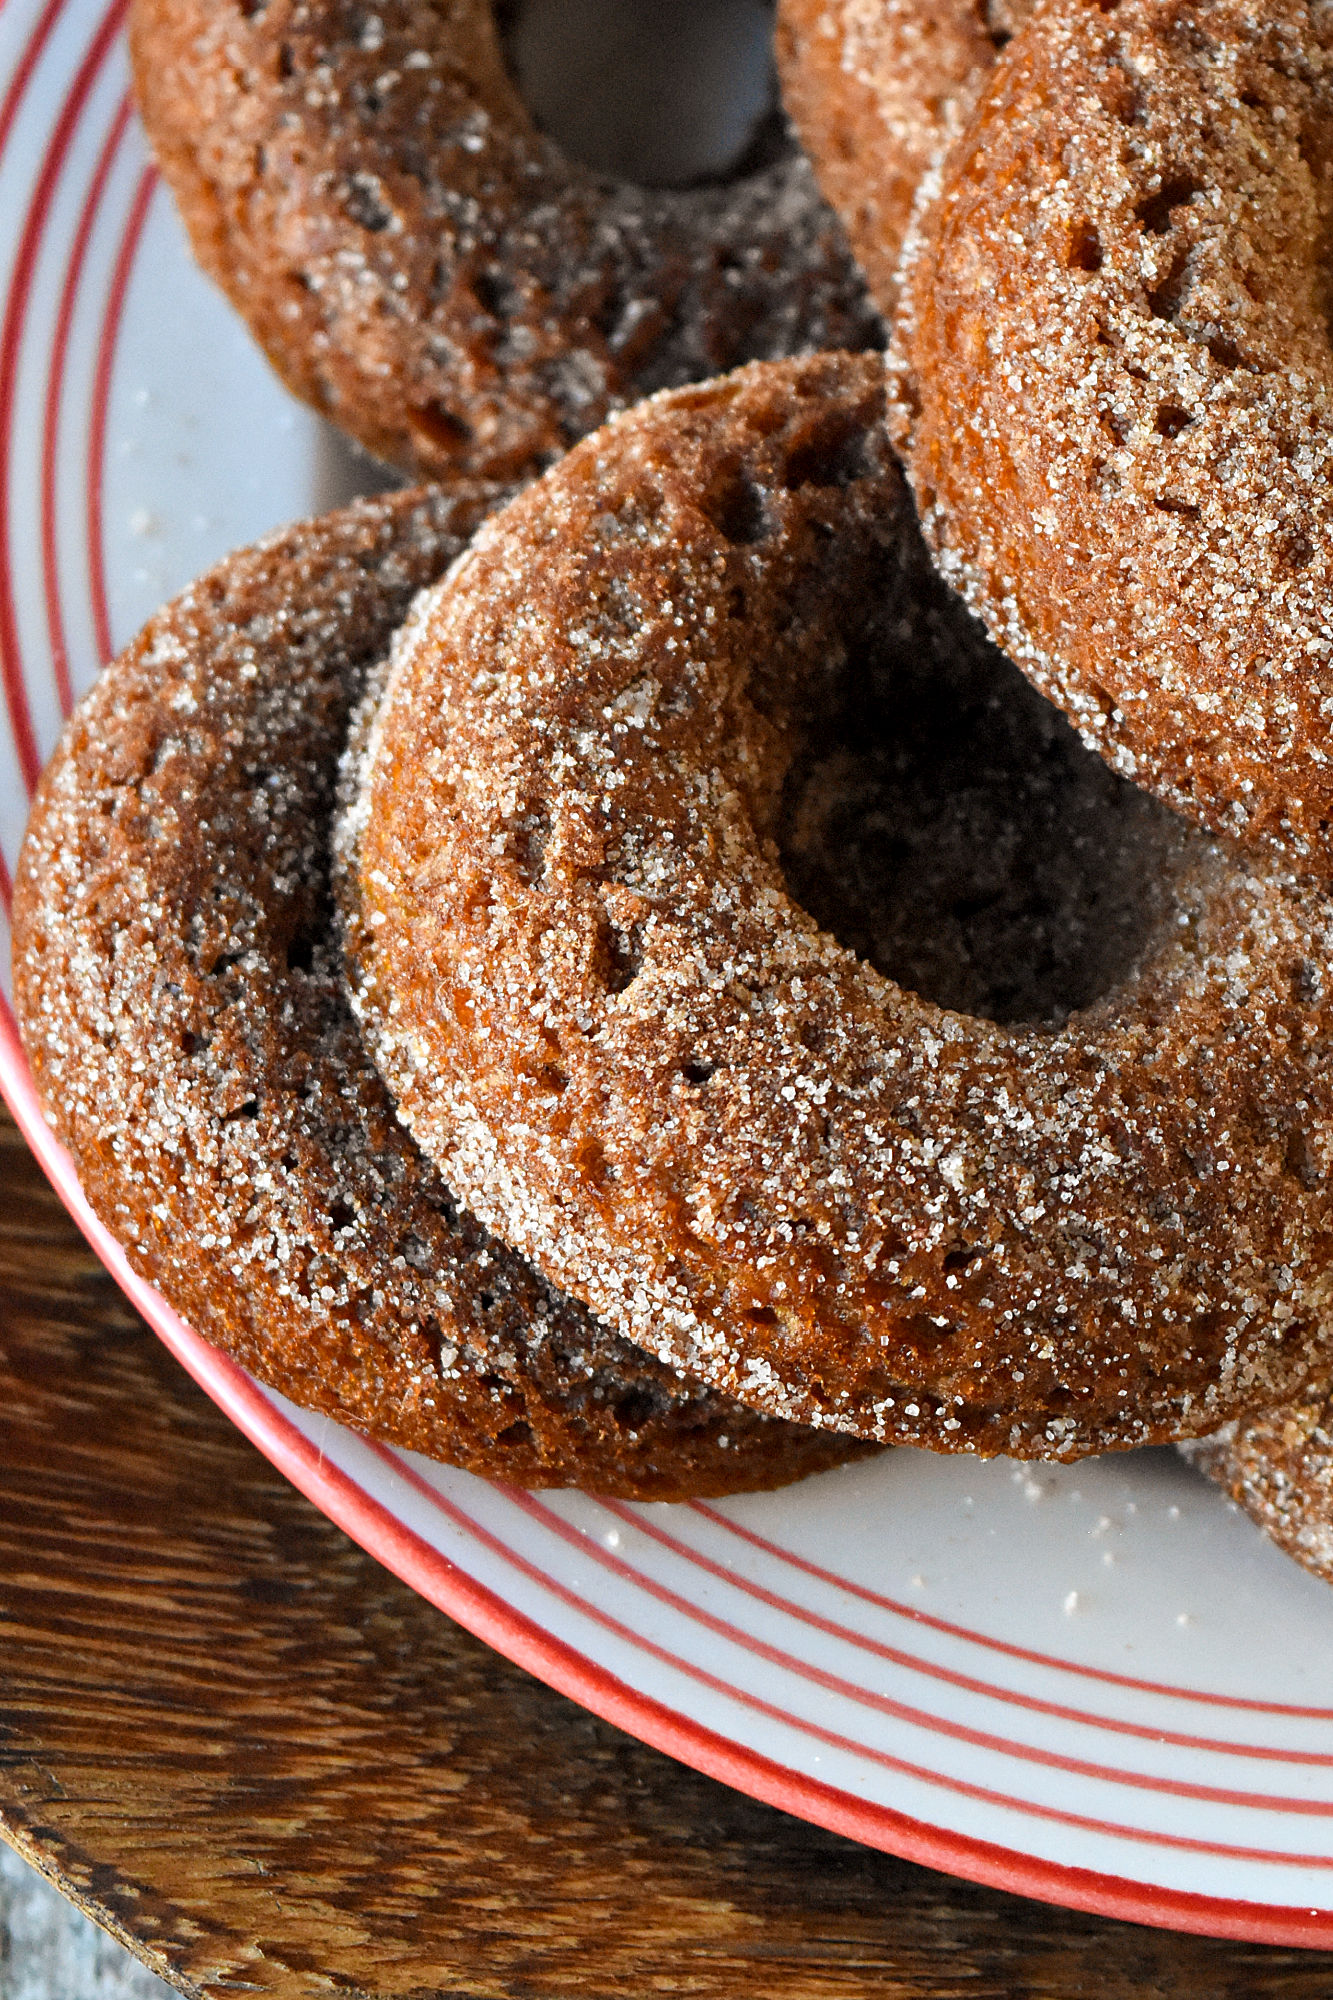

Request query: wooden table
[{"left": 3, "top": 1109, "right": 1333, "bottom": 1999}]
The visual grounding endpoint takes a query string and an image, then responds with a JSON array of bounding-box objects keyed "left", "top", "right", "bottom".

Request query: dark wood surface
[{"left": 3, "top": 1108, "right": 1333, "bottom": 2000}]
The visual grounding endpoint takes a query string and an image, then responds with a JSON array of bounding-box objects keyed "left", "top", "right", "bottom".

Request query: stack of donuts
[{"left": 15, "top": 0, "right": 1333, "bottom": 1580}]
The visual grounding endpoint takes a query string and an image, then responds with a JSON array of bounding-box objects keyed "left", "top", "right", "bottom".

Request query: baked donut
[
  {"left": 349, "top": 353, "right": 1333, "bottom": 1460},
  {"left": 889, "top": 0, "right": 1333, "bottom": 868},
  {"left": 12, "top": 485, "right": 868, "bottom": 1498},
  {"left": 775, "top": 0, "right": 1027, "bottom": 312},
  {"left": 128, "top": 0, "right": 881, "bottom": 483},
  {"left": 1183, "top": 1402, "right": 1333, "bottom": 1589}
]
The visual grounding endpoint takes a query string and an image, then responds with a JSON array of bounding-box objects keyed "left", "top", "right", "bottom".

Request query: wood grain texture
[{"left": 2, "top": 1106, "right": 1333, "bottom": 1999}]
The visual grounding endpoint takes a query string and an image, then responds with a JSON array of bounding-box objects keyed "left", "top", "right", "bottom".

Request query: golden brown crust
[
  {"left": 890, "top": 0, "right": 1333, "bottom": 868},
  {"left": 775, "top": 0, "right": 1024, "bottom": 313},
  {"left": 128, "top": 0, "right": 881, "bottom": 482},
  {"left": 352, "top": 355, "right": 1333, "bottom": 1460},
  {"left": 12, "top": 486, "right": 867, "bottom": 1499},
  {"left": 1183, "top": 1403, "right": 1333, "bottom": 1589}
]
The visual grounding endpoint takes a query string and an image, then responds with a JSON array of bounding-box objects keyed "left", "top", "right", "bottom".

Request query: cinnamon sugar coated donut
[
  {"left": 12, "top": 487, "right": 868, "bottom": 1498},
  {"left": 1184, "top": 1401, "right": 1333, "bottom": 1588},
  {"left": 129, "top": 0, "right": 880, "bottom": 482},
  {"left": 890, "top": 0, "right": 1333, "bottom": 867},
  {"left": 351, "top": 354, "right": 1333, "bottom": 1459},
  {"left": 775, "top": 0, "right": 1027, "bottom": 311}
]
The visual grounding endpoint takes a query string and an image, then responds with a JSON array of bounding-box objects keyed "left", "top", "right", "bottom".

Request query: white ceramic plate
[{"left": 5, "top": 0, "right": 1333, "bottom": 1950}]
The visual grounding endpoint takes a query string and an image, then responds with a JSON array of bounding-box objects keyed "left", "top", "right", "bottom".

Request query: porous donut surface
[
  {"left": 890, "top": 0, "right": 1333, "bottom": 867},
  {"left": 12, "top": 486, "right": 866, "bottom": 1498},
  {"left": 775, "top": 0, "right": 1027, "bottom": 312},
  {"left": 129, "top": 0, "right": 880, "bottom": 482},
  {"left": 351, "top": 354, "right": 1333, "bottom": 1459}
]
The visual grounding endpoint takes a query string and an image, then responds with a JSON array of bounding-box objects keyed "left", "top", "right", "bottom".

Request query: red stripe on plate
[
  {"left": 0, "top": 0, "right": 126, "bottom": 789},
  {"left": 0, "top": 0, "right": 68, "bottom": 170},
  {"left": 381, "top": 1445, "right": 1333, "bottom": 1868},
  {"left": 84, "top": 153, "right": 150, "bottom": 666},
  {"left": 692, "top": 1499, "right": 1333, "bottom": 1719},
  {"left": 42, "top": 87, "right": 130, "bottom": 713},
  {"left": 591, "top": 1497, "right": 1333, "bottom": 1767},
  {"left": 499, "top": 1485, "right": 1333, "bottom": 1823}
]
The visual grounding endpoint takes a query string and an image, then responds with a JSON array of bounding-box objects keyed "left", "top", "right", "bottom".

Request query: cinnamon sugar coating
[
  {"left": 890, "top": 0, "right": 1333, "bottom": 869},
  {"left": 128, "top": 0, "right": 880, "bottom": 483},
  {"left": 776, "top": 0, "right": 1026, "bottom": 312},
  {"left": 12, "top": 487, "right": 866, "bottom": 1498},
  {"left": 1184, "top": 1402, "right": 1333, "bottom": 1589},
  {"left": 352, "top": 354, "right": 1333, "bottom": 1459}
]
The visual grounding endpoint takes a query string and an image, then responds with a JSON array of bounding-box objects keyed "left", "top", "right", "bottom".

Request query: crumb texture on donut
[
  {"left": 129, "top": 0, "right": 881, "bottom": 480},
  {"left": 352, "top": 354, "right": 1333, "bottom": 1460},
  {"left": 13, "top": 485, "right": 866, "bottom": 1498},
  {"left": 891, "top": 0, "right": 1333, "bottom": 865}
]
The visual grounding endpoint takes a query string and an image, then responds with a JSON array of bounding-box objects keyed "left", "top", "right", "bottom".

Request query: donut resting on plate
[
  {"left": 350, "top": 354, "right": 1333, "bottom": 1459},
  {"left": 12, "top": 486, "right": 870, "bottom": 1497},
  {"left": 890, "top": 0, "right": 1333, "bottom": 867},
  {"left": 129, "top": 0, "right": 881, "bottom": 481}
]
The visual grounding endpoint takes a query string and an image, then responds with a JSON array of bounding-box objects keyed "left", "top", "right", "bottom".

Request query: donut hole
[
  {"left": 774, "top": 596, "right": 1196, "bottom": 1027},
  {"left": 471, "top": 267, "right": 524, "bottom": 321},
  {"left": 605, "top": 1385, "right": 664, "bottom": 1431},
  {"left": 497, "top": 0, "right": 780, "bottom": 190}
]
